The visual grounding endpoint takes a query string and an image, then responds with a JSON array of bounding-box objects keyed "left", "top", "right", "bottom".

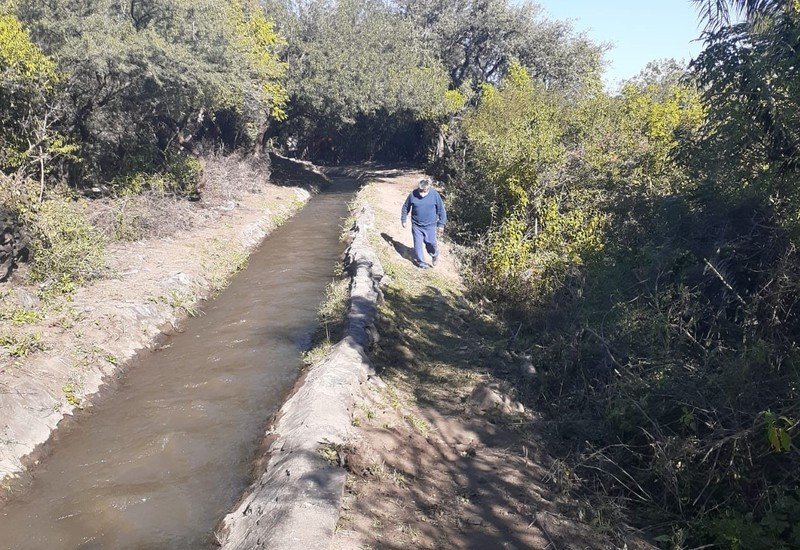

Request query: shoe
[
  {"left": 417, "top": 261, "right": 430, "bottom": 269},
  {"left": 431, "top": 254, "right": 438, "bottom": 266}
]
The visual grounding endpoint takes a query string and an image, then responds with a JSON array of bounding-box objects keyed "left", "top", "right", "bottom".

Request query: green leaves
[
  {"left": 12, "top": 0, "right": 289, "bottom": 184},
  {"left": 0, "top": 12, "right": 54, "bottom": 82},
  {"left": 763, "top": 411, "right": 794, "bottom": 453},
  {"left": 397, "top": 0, "right": 605, "bottom": 92},
  {"left": 0, "top": 12, "right": 59, "bottom": 174},
  {"left": 282, "top": 0, "right": 449, "bottom": 123}
]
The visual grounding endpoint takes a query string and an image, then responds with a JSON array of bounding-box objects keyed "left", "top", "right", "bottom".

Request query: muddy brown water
[{"left": 0, "top": 177, "right": 357, "bottom": 549}]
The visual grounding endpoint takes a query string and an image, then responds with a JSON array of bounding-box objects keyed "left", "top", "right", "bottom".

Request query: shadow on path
[
  {"left": 380, "top": 232, "right": 416, "bottom": 265},
  {"left": 338, "top": 279, "right": 613, "bottom": 549}
]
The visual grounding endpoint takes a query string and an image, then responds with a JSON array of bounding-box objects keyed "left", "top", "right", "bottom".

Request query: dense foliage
[
  {"left": 435, "top": 1, "right": 800, "bottom": 547},
  {"left": 3, "top": 0, "right": 796, "bottom": 545},
  {"left": 0, "top": 0, "right": 288, "bottom": 283},
  {"left": 394, "top": 0, "right": 604, "bottom": 91},
  {"left": 262, "top": 0, "right": 452, "bottom": 162},
  {"left": 262, "top": 0, "right": 602, "bottom": 162},
  {"left": 15, "top": 0, "right": 288, "bottom": 188}
]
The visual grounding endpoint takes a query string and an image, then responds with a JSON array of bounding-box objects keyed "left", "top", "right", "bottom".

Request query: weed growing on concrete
[
  {"left": 318, "top": 440, "right": 349, "bottom": 467},
  {"left": 318, "top": 278, "right": 349, "bottom": 340},
  {"left": 166, "top": 290, "right": 200, "bottom": 317},
  {"left": 61, "top": 383, "right": 81, "bottom": 407},
  {"left": 404, "top": 413, "right": 431, "bottom": 438},
  {"left": 362, "top": 406, "right": 376, "bottom": 421},
  {"left": 0, "top": 333, "right": 44, "bottom": 358},
  {"left": 203, "top": 238, "right": 250, "bottom": 293},
  {"left": 13, "top": 309, "right": 41, "bottom": 325},
  {"left": 302, "top": 341, "right": 333, "bottom": 366}
]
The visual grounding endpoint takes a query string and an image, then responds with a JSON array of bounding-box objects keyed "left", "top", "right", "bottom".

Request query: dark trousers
[{"left": 411, "top": 224, "right": 438, "bottom": 265}]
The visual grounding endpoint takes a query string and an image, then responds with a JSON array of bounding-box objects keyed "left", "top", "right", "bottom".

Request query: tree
[
  {"left": 691, "top": 0, "right": 800, "bottom": 176},
  {"left": 0, "top": 8, "right": 56, "bottom": 174},
  {"left": 693, "top": 0, "right": 788, "bottom": 30},
  {"left": 0, "top": 6, "right": 75, "bottom": 203},
  {"left": 393, "top": 0, "right": 605, "bottom": 92},
  {"left": 15, "top": 0, "right": 288, "bottom": 186},
  {"left": 266, "top": 0, "right": 452, "bottom": 161}
]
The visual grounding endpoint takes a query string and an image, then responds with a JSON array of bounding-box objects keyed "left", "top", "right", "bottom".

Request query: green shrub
[
  {"left": 165, "top": 154, "right": 203, "bottom": 197},
  {"left": 27, "top": 197, "right": 105, "bottom": 285},
  {"left": 438, "top": 52, "right": 800, "bottom": 547},
  {"left": 109, "top": 155, "right": 203, "bottom": 198}
]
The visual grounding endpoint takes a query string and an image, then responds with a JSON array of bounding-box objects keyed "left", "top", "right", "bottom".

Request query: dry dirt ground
[
  {"left": 332, "top": 172, "right": 637, "bottom": 550},
  {"left": 0, "top": 161, "right": 323, "bottom": 487}
]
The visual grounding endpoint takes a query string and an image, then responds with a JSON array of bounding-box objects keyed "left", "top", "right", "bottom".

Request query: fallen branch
[{"left": 703, "top": 258, "right": 746, "bottom": 306}]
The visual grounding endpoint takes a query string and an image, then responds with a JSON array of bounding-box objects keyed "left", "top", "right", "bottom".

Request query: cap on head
[{"left": 417, "top": 179, "right": 432, "bottom": 191}]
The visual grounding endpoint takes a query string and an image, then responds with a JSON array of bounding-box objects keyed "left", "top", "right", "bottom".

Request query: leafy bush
[
  {"left": 27, "top": 197, "right": 105, "bottom": 285},
  {"left": 13, "top": 0, "right": 288, "bottom": 186},
  {"left": 0, "top": 9, "right": 58, "bottom": 173},
  {"left": 439, "top": 47, "right": 800, "bottom": 546}
]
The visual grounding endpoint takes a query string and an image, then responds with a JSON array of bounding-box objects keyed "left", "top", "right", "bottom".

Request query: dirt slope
[{"left": 332, "top": 171, "right": 637, "bottom": 549}]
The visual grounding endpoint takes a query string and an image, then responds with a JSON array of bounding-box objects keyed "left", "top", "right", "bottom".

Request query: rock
[
  {"left": 463, "top": 514, "right": 484, "bottom": 526},
  {"left": 467, "top": 381, "right": 525, "bottom": 416},
  {"left": 518, "top": 354, "right": 537, "bottom": 383},
  {"left": 0, "top": 208, "right": 29, "bottom": 281},
  {"left": 15, "top": 289, "right": 40, "bottom": 309},
  {"left": 467, "top": 383, "right": 504, "bottom": 412},
  {"left": 395, "top": 344, "right": 415, "bottom": 361},
  {"left": 165, "top": 272, "right": 193, "bottom": 291}
]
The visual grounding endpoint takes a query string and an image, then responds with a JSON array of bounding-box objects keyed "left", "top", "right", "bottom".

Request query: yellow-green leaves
[
  {"left": 234, "top": 7, "right": 289, "bottom": 120},
  {"left": 621, "top": 82, "right": 705, "bottom": 175},
  {"left": 763, "top": 411, "right": 794, "bottom": 453},
  {"left": 535, "top": 195, "right": 606, "bottom": 266},
  {"left": 462, "top": 63, "right": 608, "bottom": 299},
  {"left": 0, "top": 13, "right": 55, "bottom": 83},
  {"left": 26, "top": 197, "right": 106, "bottom": 285},
  {"left": 443, "top": 89, "right": 467, "bottom": 113},
  {"left": 464, "top": 64, "right": 564, "bottom": 198},
  {"left": 487, "top": 214, "right": 531, "bottom": 280},
  {"left": 0, "top": 12, "right": 62, "bottom": 176},
  {"left": 504, "top": 59, "right": 532, "bottom": 90}
]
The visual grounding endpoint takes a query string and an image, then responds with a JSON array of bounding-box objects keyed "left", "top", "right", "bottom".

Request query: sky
[{"left": 534, "top": 0, "right": 706, "bottom": 89}]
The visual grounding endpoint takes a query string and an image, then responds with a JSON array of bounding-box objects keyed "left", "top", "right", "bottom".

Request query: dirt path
[{"left": 332, "top": 171, "right": 618, "bottom": 549}]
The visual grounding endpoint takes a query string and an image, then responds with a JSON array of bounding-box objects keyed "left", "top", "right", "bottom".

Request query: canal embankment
[{"left": 0, "top": 157, "right": 326, "bottom": 492}]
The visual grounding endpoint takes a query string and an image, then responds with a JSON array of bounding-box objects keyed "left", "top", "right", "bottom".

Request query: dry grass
[
  {"left": 89, "top": 154, "right": 274, "bottom": 243},
  {"left": 199, "top": 152, "right": 271, "bottom": 204},
  {"left": 88, "top": 193, "right": 198, "bottom": 242}
]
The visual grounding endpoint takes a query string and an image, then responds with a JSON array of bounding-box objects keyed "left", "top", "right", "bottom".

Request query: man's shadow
[{"left": 381, "top": 232, "right": 416, "bottom": 265}]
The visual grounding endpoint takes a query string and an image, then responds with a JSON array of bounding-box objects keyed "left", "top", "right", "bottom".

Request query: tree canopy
[
  {"left": 262, "top": 0, "right": 605, "bottom": 161},
  {"left": 14, "top": 0, "right": 288, "bottom": 185},
  {"left": 395, "top": 0, "right": 605, "bottom": 91}
]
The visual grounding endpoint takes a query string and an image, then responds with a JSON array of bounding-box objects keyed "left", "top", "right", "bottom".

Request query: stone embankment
[{"left": 217, "top": 201, "right": 385, "bottom": 550}]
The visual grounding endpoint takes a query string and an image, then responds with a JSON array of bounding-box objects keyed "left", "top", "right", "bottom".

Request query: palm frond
[{"left": 692, "top": 0, "right": 787, "bottom": 31}]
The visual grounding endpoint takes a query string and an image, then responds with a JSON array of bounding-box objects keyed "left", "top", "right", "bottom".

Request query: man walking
[{"left": 401, "top": 178, "right": 447, "bottom": 269}]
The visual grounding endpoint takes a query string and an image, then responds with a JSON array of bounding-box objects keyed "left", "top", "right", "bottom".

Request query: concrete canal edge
[{"left": 216, "top": 203, "right": 385, "bottom": 550}]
